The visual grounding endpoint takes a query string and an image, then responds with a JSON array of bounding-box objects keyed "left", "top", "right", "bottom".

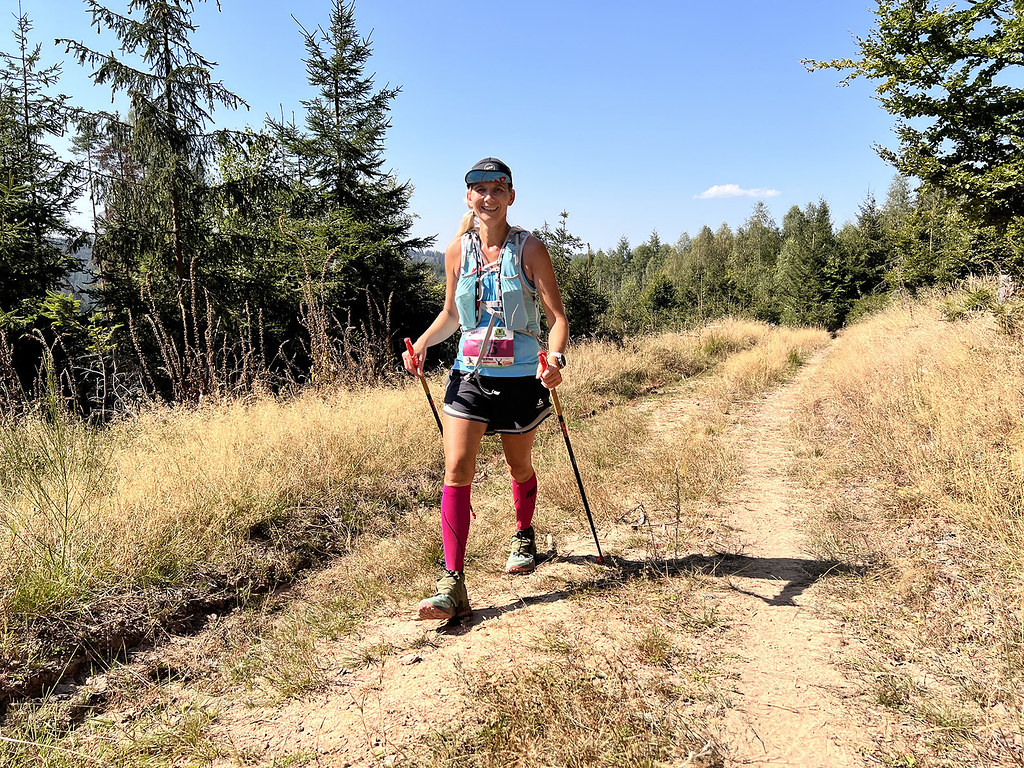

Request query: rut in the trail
[{"left": 696, "top": 346, "right": 876, "bottom": 767}]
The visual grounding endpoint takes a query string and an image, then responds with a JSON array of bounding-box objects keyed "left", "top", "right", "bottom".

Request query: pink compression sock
[
  {"left": 513, "top": 472, "right": 538, "bottom": 531},
  {"left": 441, "top": 484, "right": 472, "bottom": 572}
]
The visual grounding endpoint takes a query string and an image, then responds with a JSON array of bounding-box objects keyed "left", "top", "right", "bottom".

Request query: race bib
[{"left": 461, "top": 327, "right": 515, "bottom": 367}]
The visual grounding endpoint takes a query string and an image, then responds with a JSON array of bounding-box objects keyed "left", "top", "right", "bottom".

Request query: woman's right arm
[{"left": 402, "top": 238, "right": 463, "bottom": 376}]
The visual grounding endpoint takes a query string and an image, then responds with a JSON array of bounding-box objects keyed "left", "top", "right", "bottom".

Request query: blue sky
[{"left": 13, "top": 0, "right": 898, "bottom": 253}]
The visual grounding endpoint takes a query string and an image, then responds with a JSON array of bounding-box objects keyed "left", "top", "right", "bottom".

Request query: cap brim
[{"left": 465, "top": 170, "right": 512, "bottom": 185}]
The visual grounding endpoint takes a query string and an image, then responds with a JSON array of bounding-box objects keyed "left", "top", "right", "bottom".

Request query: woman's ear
[{"left": 508, "top": 188, "right": 515, "bottom": 206}]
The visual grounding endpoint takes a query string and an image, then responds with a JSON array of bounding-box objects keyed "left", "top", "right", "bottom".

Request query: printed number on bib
[{"left": 462, "top": 327, "right": 515, "bottom": 367}]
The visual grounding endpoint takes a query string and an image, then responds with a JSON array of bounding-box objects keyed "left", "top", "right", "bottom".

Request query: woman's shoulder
[
  {"left": 445, "top": 234, "right": 467, "bottom": 254},
  {"left": 443, "top": 237, "right": 464, "bottom": 269},
  {"left": 519, "top": 231, "right": 550, "bottom": 259}
]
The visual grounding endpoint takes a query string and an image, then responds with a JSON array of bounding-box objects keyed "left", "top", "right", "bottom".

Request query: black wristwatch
[{"left": 549, "top": 352, "right": 567, "bottom": 368}]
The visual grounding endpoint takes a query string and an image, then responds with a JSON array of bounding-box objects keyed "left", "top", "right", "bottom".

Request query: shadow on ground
[{"left": 438, "top": 552, "right": 869, "bottom": 634}]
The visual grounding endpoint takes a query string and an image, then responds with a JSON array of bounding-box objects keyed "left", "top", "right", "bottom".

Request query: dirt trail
[
  {"left": 698, "top": 347, "right": 876, "bottom": 766},
  {"left": 195, "top": 343, "right": 884, "bottom": 766}
]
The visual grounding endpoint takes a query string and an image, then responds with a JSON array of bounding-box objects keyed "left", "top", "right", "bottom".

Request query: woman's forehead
[{"left": 468, "top": 181, "right": 511, "bottom": 193}]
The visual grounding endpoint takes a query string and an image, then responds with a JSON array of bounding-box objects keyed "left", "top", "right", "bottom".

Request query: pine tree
[
  {"left": 731, "top": 202, "right": 783, "bottom": 321},
  {"left": 776, "top": 201, "right": 846, "bottom": 329},
  {"left": 60, "top": 0, "right": 247, "bottom": 304},
  {"left": 0, "top": 10, "right": 81, "bottom": 314},
  {"left": 270, "top": 0, "right": 433, "bottom": 349},
  {"left": 532, "top": 211, "right": 607, "bottom": 339},
  {"left": 677, "top": 225, "right": 731, "bottom": 321}
]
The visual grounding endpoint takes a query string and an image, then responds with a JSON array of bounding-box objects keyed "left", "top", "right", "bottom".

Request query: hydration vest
[{"left": 454, "top": 227, "right": 542, "bottom": 338}]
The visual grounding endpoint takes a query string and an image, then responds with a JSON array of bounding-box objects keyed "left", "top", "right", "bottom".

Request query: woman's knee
[
  {"left": 445, "top": 455, "right": 476, "bottom": 486},
  {"left": 504, "top": 457, "right": 532, "bottom": 481}
]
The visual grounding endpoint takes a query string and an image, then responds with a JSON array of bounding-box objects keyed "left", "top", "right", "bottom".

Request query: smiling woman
[{"left": 401, "top": 157, "right": 570, "bottom": 621}]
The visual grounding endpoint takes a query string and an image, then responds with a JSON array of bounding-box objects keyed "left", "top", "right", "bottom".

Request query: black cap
[{"left": 465, "top": 157, "right": 513, "bottom": 187}]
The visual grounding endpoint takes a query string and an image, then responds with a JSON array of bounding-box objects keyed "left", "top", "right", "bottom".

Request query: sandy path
[
  {"left": 698, "top": 348, "right": 875, "bottom": 766},
  {"left": 199, "top": 343, "right": 883, "bottom": 767}
]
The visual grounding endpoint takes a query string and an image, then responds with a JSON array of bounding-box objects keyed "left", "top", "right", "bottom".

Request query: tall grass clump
[
  {"left": 0, "top": 372, "right": 110, "bottom": 617},
  {"left": 1, "top": 380, "right": 445, "bottom": 632},
  {"left": 715, "top": 326, "right": 829, "bottom": 402},
  {"left": 563, "top": 318, "right": 772, "bottom": 404},
  {"left": 801, "top": 292, "right": 1024, "bottom": 557}
]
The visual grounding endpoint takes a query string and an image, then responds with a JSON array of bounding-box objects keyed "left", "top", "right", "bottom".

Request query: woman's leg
[
  {"left": 440, "top": 415, "right": 488, "bottom": 571},
  {"left": 501, "top": 430, "right": 538, "bottom": 531},
  {"left": 444, "top": 413, "right": 488, "bottom": 486},
  {"left": 501, "top": 429, "right": 536, "bottom": 483}
]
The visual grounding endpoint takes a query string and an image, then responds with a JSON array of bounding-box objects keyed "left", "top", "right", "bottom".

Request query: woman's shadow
[{"left": 438, "top": 551, "right": 867, "bottom": 634}]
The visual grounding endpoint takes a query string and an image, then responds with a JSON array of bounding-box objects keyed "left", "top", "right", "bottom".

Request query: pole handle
[{"left": 404, "top": 337, "right": 423, "bottom": 376}]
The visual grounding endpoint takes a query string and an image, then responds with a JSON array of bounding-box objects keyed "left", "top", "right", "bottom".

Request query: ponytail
[{"left": 455, "top": 210, "right": 476, "bottom": 238}]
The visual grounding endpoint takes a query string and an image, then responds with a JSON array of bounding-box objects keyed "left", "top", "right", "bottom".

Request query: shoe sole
[
  {"left": 416, "top": 599, "right": 471, "bottom": 621},
  {"left": 505, "top": 563, "right": 536, "bottom": 574}
]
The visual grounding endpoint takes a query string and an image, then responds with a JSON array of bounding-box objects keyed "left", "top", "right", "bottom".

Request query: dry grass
[
  {"left": 0, "top": 386, "right": 444, "bottom": 619},
  {"left": 793, "top": 286, "right": 1024, "bottom": 765},
  {"left": 421, "top": 579, "right": 724, "bottom": 768},
  {"left": 0, "top": 317, "right": 831, "bottom": 766}
]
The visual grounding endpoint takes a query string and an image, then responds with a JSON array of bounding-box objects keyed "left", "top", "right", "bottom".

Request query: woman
[{"left": 402, "top": 158, "right": 569, "bottom": 620}]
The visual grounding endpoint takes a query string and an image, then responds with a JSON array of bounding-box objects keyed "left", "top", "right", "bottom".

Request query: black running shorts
[{"left": 443, "top": 370, "right": 552, "bottom": 435}]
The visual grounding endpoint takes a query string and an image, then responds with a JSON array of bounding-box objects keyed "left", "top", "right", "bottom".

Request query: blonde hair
[{"left": 455, "top": 210, "right": 476, "bottom": 238}]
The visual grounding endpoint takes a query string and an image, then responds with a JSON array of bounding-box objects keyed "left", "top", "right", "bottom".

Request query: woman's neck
[{"left": 478, "top": 220, "right": 511, "bottom": 252}]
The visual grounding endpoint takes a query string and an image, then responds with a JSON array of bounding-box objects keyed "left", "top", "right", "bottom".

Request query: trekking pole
[
  {"left": 539, "top": 351, "right": 604, "bottom": 564},
  {"left": 405, "top": 338, "right": 443, "bottom": 435}
]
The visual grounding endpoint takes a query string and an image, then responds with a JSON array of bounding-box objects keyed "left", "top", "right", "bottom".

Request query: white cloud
[{"left": 694, "top": 184, "right": 781, "bottom": 200}]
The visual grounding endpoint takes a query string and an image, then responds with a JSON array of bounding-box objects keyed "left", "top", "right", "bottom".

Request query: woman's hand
[
  {"left": 403, "top": 338, "right": 426, "bottom": 377},
  {"left": 537, "top": 355, "right": 563, "bottom": 390}
]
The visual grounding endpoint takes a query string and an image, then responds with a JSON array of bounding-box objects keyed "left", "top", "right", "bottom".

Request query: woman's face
[{"left": 466, "top": 181, "right": 515, "bottom": 224}]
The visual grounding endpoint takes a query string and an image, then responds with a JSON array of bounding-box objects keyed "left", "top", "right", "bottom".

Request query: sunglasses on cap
[{"left": 465, "top": 170, "right": 512, "bottom": 185}]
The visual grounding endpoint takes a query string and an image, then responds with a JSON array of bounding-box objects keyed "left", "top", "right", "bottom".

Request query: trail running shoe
[
  {"left": 505, "top": 525, "right": 537, "bottom": 574},
  {"left": 417, "top": 569, "right": 471, "bottom": 620}
]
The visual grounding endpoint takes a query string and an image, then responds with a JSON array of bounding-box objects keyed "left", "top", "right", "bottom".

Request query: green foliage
[
  {"left": 601, "top": 278, "right": 647, "bottom": 339},
  {"left": 46, "top": 0, "right": 439, "bottom": 400},
  {"left": 268, "top": 0, "right": 436, "bottom": 365},
  {"left": 730, "top": 202, "right": 783, "bottom": 322},
  {"left": 61, "top": 0, "right": 247, "bottom": 293},
  {"left": 845, "top": 292, "right": 891, "bottom": 325},
  {"left": 56, "top": 0, "right": 260, "bottom": 400},
  {"left": 0, "top": 12, "right": 80, "bottom": 314},
  {"left": 533, "top": 211, "right": 610, "bottom": 340},
  {"left": 775, "top": 201, "right": 848, "bottom": 330},
  {"left": 0, "top": 359, "right": 109, "bottom": 616},
  {"left": 805, "top": 0, "right": 1024, "bottom": 263}
]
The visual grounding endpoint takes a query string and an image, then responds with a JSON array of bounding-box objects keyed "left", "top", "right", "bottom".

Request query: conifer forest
[{"left": 2, "top": 0, "right": 1022, "bottom": 413}]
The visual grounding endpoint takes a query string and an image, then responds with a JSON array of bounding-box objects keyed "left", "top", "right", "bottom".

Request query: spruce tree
[
  {"left": 270, "top": 0, "right": 433, "bottom": 356},
  {"left": 0, "top": 10, "right": 80, "bottom": 315},
  {"left": 732, "top": 202, "right": 783, "bottom": 321},
  {"left": 776, "top": 201, "right": 847, "bottom": 329},
  {"left": 60, "top": 0, "right": 247, "bottom": 306}
]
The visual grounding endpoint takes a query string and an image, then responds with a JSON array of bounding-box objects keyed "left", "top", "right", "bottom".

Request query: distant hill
[
  {"left": 408, "top": 249, "right": 445, "bottom": 281},
  {"left": 65, "top": 243, "right": 97, "bottom": 303}
]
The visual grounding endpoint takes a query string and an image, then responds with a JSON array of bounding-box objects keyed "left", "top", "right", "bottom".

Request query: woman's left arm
[{"left": 523, "top": 235, "right": 569, "bottom": 389}]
